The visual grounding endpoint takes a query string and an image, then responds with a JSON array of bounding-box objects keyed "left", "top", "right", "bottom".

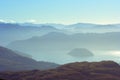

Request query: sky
[{"left": 0, "top": 0, "right": 120, "bottom": 24}]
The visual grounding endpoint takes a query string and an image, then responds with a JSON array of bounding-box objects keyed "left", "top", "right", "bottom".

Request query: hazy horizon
[{"left": 1, "top": 20, "right": 120, "bottom": 25}]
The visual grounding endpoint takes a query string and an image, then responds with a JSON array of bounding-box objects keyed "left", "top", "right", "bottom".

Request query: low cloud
[
  {"left": 0, "top": 19, "right": 16, "bottom": 23},
  {"left": 26, "top": 19, "right": 39, "bottom": 24}
]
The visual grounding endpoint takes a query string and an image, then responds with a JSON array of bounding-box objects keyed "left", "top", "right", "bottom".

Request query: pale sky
[{"left": 0, "top": 0, "right": 120, "bottom": 24}]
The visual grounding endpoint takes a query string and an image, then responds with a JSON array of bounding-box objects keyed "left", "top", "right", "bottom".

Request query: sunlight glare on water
[{"left": 109, "top": 51, "right": 120, "bottom": 57}]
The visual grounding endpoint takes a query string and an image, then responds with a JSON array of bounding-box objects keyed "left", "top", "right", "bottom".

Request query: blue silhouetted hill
[{"left": 0, "top": 46, "right": 59, "bottom": 71}]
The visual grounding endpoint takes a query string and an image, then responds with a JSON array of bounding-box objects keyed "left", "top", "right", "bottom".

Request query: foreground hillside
[{"left": 0, "top": 61, "right": 120, "bottom": 80}]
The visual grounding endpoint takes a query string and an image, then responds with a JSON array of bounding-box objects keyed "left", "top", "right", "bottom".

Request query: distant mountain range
[
  {"left": 0, "top": 61, "right": 120, "bottom": 80},
  {"left": 0, "top": 46, "right": 59, "bottom": 71},
  {"left": 0, "top": 22, "right": 120, "bottom": 46},
  {"left": 0, "top": 22, "right": 59, "bottom": 45},
  {"left": 6, "top": 31, "right": 120, "bottom": 63},
  {"left": 0, "top": 22, "right": 120, "bottom": 80},
  {"left": 21, "top": 22, "right": 120, "bottom": 33},
  {"left": 7, "top": 31, "right": 120, "bottom": 59},
  {"left": 0, "top": 22, "right": 120, "bottom": 63}
]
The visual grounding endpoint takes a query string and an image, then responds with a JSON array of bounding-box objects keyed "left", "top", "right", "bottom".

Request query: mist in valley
[{"left": 0, "top": 22, "right": 120, "bottom": 64}]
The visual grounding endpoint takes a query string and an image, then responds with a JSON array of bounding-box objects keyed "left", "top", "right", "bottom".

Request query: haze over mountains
[
  {"left": 0, "top": 22, "right": 59, "bottom": 45},
  {"left": 1, "top": 0, "right": 120, "bottom": 79},
  {"left": 0, "top": 22, "right": 120, "bottom": 64},
  {"left": 0, "top": 22, "right": 120, "bottom": 79},
  {"left": 1, "top": 22, "right": 120, "bottom": 46},
  {"left": 7, "top": 31, "right": 120, "bottom": 63}
]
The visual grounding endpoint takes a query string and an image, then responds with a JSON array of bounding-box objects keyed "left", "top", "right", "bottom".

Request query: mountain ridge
[
  {"left": 0, "top": 61, "right": 120, "bottom": 80},
  {"left": 0, "top": 46, "right": 59, "bottom": 71}
]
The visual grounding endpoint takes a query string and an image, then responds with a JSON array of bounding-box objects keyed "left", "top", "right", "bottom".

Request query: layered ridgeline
[
  {"left": 0, "top": 46, "right": 59, "bottom": 71},
  {"left": 7, "top": 31, "right": 120, "bottom": 52},
  {"left": 0, "top": 61, "right": 120, "bottom": 80},
  {"left": 0, "top": 22, "right": 59, "bottom": 45},
  {"left": 7, "top": 32, "right": 120, "bottom": 63},
  {"left": 1, "top": 22, "right": 120, "bottom": 46},
  {"left": 1, "top": 22, "right": 120, "bottom": 63}
]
